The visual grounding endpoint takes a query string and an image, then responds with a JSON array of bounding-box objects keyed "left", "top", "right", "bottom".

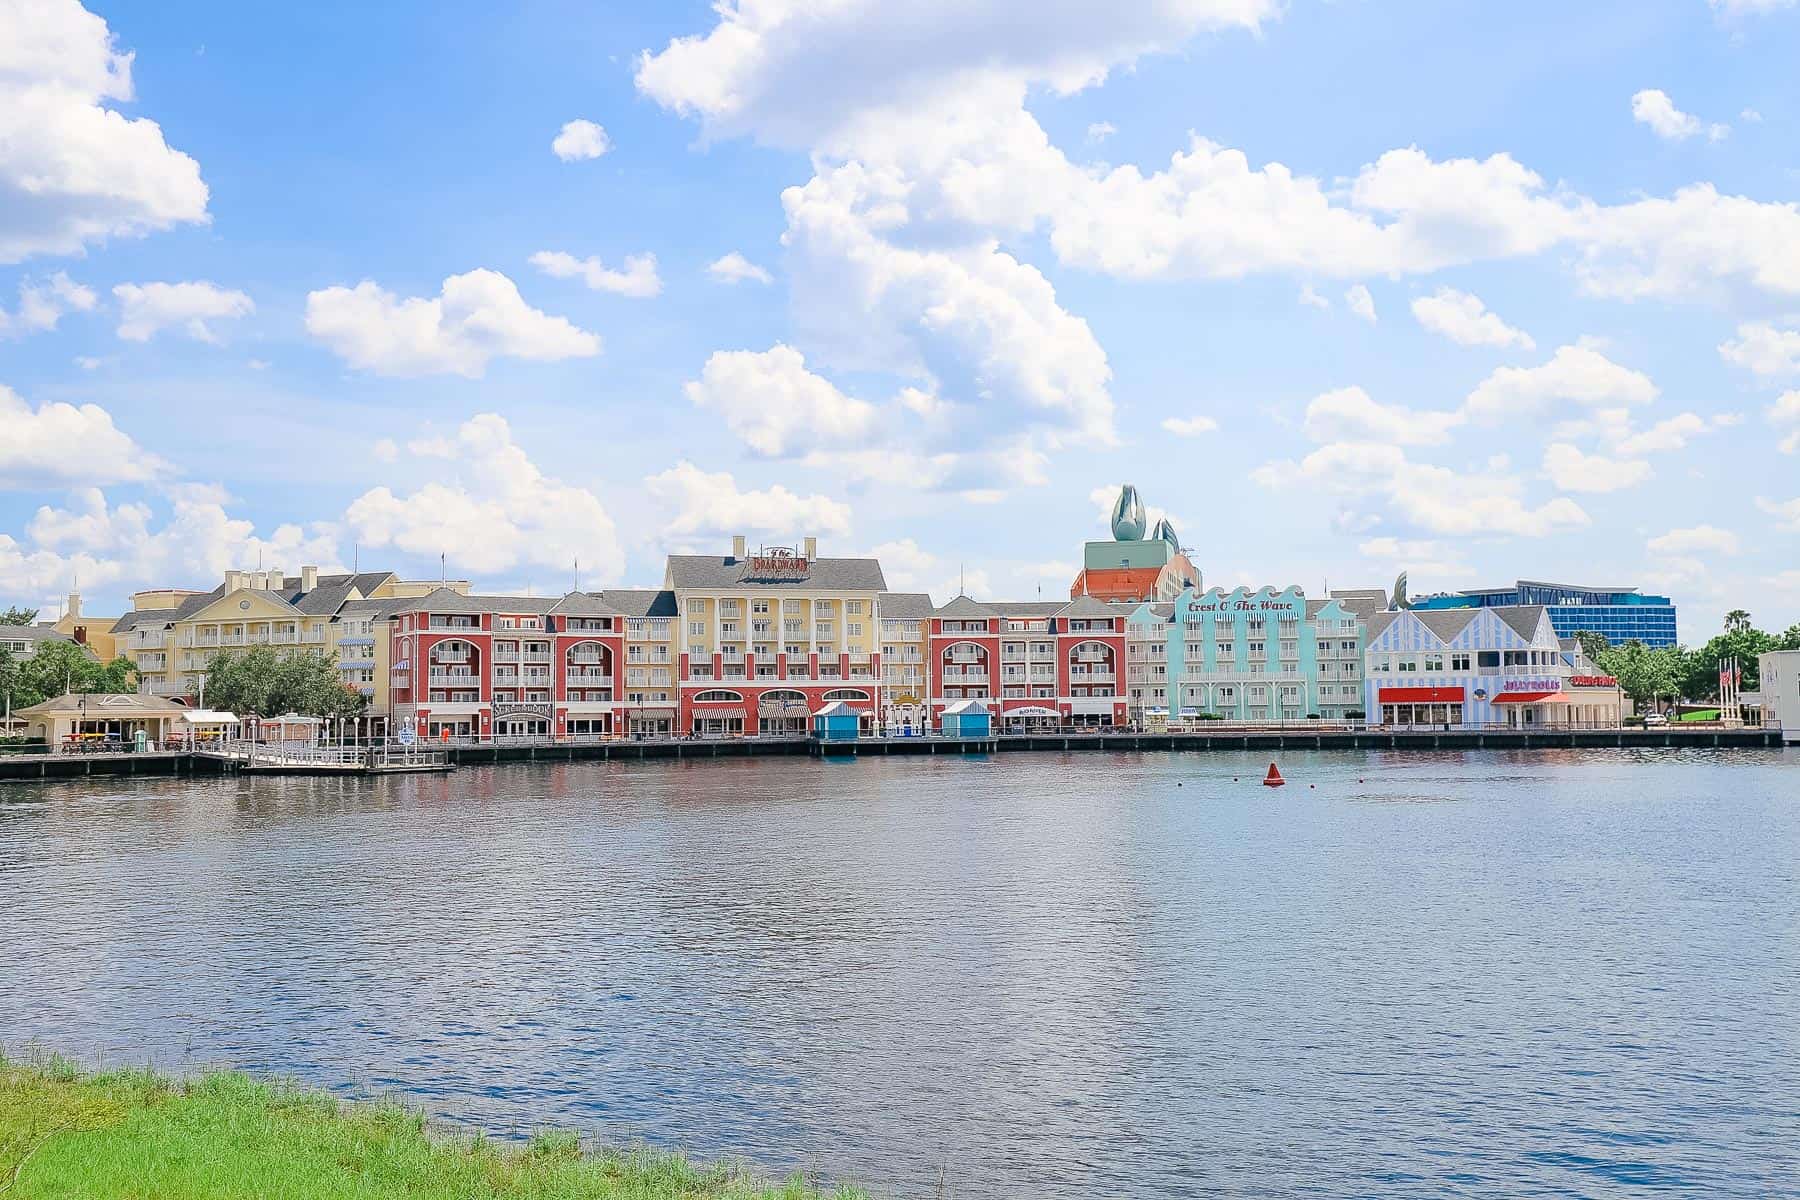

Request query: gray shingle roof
[
  {"left": 664, "top": 555, "right": 888, "bottom": 592},
  {"left": 1494, "top": 605, "right": 1549, "bottom": 642},
  {"left": 0, "top": 625, "right": 71, "bottom": 646},
  {"left": 1413, "top": 609, "right": 1480, "bottom": 642},
  {"left": 110, "top": 608, "right": 179, "bottom": 633},
  {"left": 878, "top": 592, "right": 935, "bottom": 618},
  {"left": 602, "top": 589, "right": 679, "bottom": 618},
  {"left": 934, "top": 595, "right": 994, "bottom": 617},
  {"left": 1366, "top": 611, "right": 1400, "bottom": 641},
  {"left": 550, "top": 592, "right": 622, "bottom": 616},
  {"left": 1057, "top": 596, "right": 1115, "bottom": 619},
  {"left": 388, "top": 589, "right": 560, "bottom": 615}
]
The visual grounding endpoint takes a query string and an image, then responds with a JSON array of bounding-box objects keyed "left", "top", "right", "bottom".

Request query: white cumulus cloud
[
  {"left": 706, "top": 251, "right": 773, "bottom": 285},
  {"left": 1769, "top": 390, "right": 1800, "bottom": 454},
  {"left": 1647, "top": 525, "right": 1741, "bottom": 556},
  {"left": 0, "top": 384, "right": 165, "bottom": 489},
  {"left": 683, "top": 344, "right": 878, "bottom": 456},
  {"left": 0, "top": 272, "right": 97, "bottom": 337},
  {"left": 1301, "top": 386, "right": 1463, "bottom": 447},
  {"left": 0, "top": 0, "right": 210, "bottom": 262},
  {"left": 344, "top": 413, "right": 623, "bottom": 579},
  {"left": 551, "top": 119, "right": 609, "bottom": 161},
  {"left": 304, "top": 269, "right": 600, "bottom": 377},
  {"left": 1161, "top": 415, "right": 1219, "bottom": 437},
  {"left": 1463, "top": 343, "right": 1658, "bottom": 422},
  {"left": 1719, "top": 320, "right": 1800, "bottom": 376},
  {"left": 644, "top": 461, "right": 852, "bottom": 543},
  {"left": 1345, "top": 284, "right": 1377, "bottom": 322},
  {"left": 1410, "top": 287, "right": 1534, "bottom": 350},
  {"left": 1630, "top": 89, "right": 1721, "bottom": 141},
  {"left": 1542, "top": 443, "right": 1652, "bottom": 493},
  {"left": 529, "top": 250, "right": 662, "bottom": 298},
  {"left": 113, "top": 280, "right": 253, "bottom": 342}
]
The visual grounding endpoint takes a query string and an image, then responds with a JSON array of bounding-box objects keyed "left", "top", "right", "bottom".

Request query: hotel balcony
[
  {"left": 1070, "top": 669, "right": 1115, "bottom": 683},
  {"left": 428, "top": 618, "right": 480, "bottom": 630},
  {"left": 566, "top": 668, "right": 611, "bottom": 684},
  {"left": 942, "top": 669, "right": 989, "bottom": 684},
  {"left": 429, "top": 670, "right": 479, "bottom": 685}
]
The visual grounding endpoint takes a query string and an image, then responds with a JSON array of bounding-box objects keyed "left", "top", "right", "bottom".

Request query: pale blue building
[{"left": 1124, "top": 586, "right": 1366, "bottom": 722}]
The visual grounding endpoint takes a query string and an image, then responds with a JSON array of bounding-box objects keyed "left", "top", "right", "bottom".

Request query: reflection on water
[{"left": 2, "top": 749, "right": 1797, "bottom": 1198}]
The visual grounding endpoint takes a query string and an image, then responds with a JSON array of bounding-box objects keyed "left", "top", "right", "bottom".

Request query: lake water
[{"left": 2, "top": 749, "right": 1797, "bottom": 1198}]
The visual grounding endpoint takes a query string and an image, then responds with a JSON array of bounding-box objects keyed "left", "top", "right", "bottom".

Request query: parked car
[{"left": 1643, "top": 712, "right": 1668, "bottom": 727}]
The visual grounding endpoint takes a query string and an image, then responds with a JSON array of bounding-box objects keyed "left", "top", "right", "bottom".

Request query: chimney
[
  {"left": 66, "top": 591, "right": 81, "bottom": 620},
  {"left": 265, "top": 568, "right": 282, "bottom": 591},
  {"left": 732, "top": 535, "right": 746, "bottom": 560},
  {"left": 803, "top": 536, "right": 817, "bottom": 560},
  {"left": 300, "top": 565, "right": 318, "bottom": 593},
  {"left": 224, "top": 570, "right": 244, "bottom": 591}
]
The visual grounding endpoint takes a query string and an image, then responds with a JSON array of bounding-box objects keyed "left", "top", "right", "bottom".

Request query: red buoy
[{"left": 1263, "top": 763, "right": 1286, "bottom": 788}]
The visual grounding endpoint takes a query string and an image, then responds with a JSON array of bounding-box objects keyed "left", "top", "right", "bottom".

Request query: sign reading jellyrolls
[
  {"left": 1500, "top": 677, "right": 1565, "bottom": 692},
  {"left": 1570, "top": 675, "right": 1619, "bottom": 687}
]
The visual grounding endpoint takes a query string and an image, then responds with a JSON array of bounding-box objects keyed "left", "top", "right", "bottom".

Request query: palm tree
[{"left": 1725, "top": 609, "right": 1752, "bottom": 634}]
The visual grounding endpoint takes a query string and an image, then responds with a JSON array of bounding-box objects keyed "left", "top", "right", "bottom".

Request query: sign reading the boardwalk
[{"left": 742, "top": 547, "right": 810, "bottom": 580}]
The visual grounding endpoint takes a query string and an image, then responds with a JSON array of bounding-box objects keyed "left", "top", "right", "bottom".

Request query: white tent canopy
[{"left": 180, "top": 710, "right": 240, "bottom": 726}]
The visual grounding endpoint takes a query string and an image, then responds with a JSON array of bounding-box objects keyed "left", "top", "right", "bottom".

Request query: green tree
[
  {"left": 1594, "top": 640, "right": 1688, "bottom": 712},
  {"left": 1572, "top": 630, "right": 1610, "bottom": 663},
  {"left": 0, "top": 606, "right": 40, "bottom": 626},
  {"left": 205, "top": 648, "right": 365, "bottom": 719},
  {"left": 8, "top": 641, "right": 137, "bottom": 709},
  {"left": 1724, "top": 609, "right": 1752, "bottom": 634},
  {"left": 1681, "top": 618, "right": 1777, "bottom": 698},
  {"left": 1779, "top": 624, "right": 1800, "bottom": 651}
]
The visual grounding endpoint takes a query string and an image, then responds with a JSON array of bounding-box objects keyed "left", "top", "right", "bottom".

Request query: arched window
[
  {"left": 694, "top": 689, "right": 743, "bottom": 703},
  {"left": 822, "top": 688, "right": 870, "bottom": 702},
  {"left": 760, "top": 689, "right": 807, "bottom": 703}
]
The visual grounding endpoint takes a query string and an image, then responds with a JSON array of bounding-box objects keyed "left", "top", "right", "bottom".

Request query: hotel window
[
  {"left": 721, "top": 600, "right": 741, "bottom": 616},
  {"left": 847, "top": 623, "right": 863, "bottom": 638},
  {"left": 753, "top": 601, "right": 770, "bottom": 614},
  {"left": 1280, "top": 640, "right": 1297, "bottom": 659},
  {"left": 1398, "top": 658, "right": 1418, "bottom": 672},
  {"left": 847, "top": 601, "right": 864, "bottom": 615},
  {"left": 1247, "top": 640, "right": 1265, "bottom": 656},
  {"left": 1423, "top": 654, "right": 1444, "bottom": 671}
]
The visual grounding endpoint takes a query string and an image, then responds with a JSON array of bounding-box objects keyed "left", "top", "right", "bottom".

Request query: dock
[{"left": 1, "top": 726, "right": 1782, "bottom": 782}]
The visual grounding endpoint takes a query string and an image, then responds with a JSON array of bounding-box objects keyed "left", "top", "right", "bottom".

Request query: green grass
[
  {"left": 1677, "top": 709, "right": 1722, "bottom": 722},
  {"left": 0, "top": 1054, "right": 863, "bottom": 1199}
]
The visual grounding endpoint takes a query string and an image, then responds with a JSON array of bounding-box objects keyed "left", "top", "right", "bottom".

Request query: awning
[
  {"left": 1493, "top": 691, "right": 1569, "bottom": 704},
  {"left": 1068, "top": 697, "right": 1118, "bottom": 716},
  {"left": 1378, "top": 687, "right": 1465, "bottom": 703},
  {"left": 180, "top": 710, "right": 239, "bottom": 725},
  {"left": 1004, "top": 706, "right": 1061, "bottom": 718}
]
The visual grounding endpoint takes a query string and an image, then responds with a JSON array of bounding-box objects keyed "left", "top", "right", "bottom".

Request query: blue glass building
[{"left": 1412, "top": 580, "right": 1678, "bottom": 647}]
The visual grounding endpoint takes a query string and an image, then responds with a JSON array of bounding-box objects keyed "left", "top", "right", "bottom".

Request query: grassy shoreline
[{"left": 0, "top": 1055, "right": 864, "bottom": 1199}]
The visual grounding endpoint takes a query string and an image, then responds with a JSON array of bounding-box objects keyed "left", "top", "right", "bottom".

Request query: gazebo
[
  {"left": 13, "top": 693, "right": 189, "bottom": 749},
  {"left": 179, "top": 710, "right": 240, "bottom": 745}
]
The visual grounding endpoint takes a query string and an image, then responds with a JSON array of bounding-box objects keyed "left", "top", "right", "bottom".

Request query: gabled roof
[
  {"left": 603, "top": 589, "right": 679, "bottom": 618},
  {"left": 1494, "top": 605, "right": 1550, "bottom": 643},
  {"left": 549, "top": 591, "right": 622, "bottom": 616},
  {"left": 992, "top": 601, "right": 1069, "bottom": 617},
  {"left": 1413, "top": 609, "right": 1480, "bottom": 643},
  {"left": 0, "top": 625, "right": 73, "bottom": 645},
  {"left": 1057, "top": 595, "right": 1116, "bottom": 619},
  {"left": 665, "top": 555, "right": 888, "bottom": 591},
  {"left": 385, "top": 588, "right": 559, "bottom": 615},
  {"left": 14, "top": 691, "right": 190, "bottom": 717},
  {"left": 935, "top": 595, "right": 994, "bottom": 618},
  {"left": 878, "top": 592, "right": 935, "bottom": 619},
  {"left": 110, "top": 608, "right": 178, "bottom": 633},
  {"left": 1366, "top": 611, "right": 1400, "bottom": 641}
]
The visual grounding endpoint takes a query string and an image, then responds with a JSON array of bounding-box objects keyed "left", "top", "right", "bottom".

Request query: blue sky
[{"left": 3, "top": 0, "right": 1799, "bottom": 641}]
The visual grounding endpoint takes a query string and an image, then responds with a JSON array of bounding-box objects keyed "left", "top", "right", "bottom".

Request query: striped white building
[{"left": 1364, "top": 606, "right": 1574, "bottom": 728}]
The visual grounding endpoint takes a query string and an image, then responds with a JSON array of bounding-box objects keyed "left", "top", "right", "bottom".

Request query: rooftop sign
[{"left": 740, "top": 547, "right": 810, "bottom": 580}]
